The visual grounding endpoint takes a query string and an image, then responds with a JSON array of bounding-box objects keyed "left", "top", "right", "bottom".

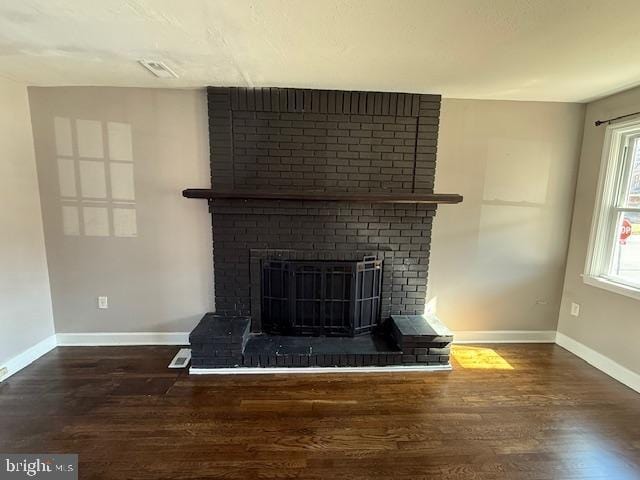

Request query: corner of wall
[
  {"left": 0, "top": 78, "right": 56, "bottom": 376},
  {"left": 555, "top": 86, "right": 640, "bottom": 384}
]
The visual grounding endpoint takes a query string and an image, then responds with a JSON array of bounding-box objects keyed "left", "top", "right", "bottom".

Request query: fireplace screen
[{"left": 261, "top": 257, "right": 383, "bottom": 337}]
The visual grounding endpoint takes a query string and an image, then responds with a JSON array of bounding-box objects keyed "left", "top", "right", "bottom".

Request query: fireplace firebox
[{"left": 262, "top": 257, "right": 383, "bottom": 337}]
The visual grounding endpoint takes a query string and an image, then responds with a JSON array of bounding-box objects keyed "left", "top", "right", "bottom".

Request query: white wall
[
  {"left": 0, "top": 78, "right": 55, "bottom": 368},
  {"left": 28, "top": 87, "right": 213, "bottom": 334},
  {"left": 558, "top": 86, "right": 640, "bottom": 375},
  {"left": 429, "top": 99, "right": 585, "bottom": 334}
]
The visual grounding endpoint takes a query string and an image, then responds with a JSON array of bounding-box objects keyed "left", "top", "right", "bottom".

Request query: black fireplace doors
[{"left": 261, "top": 257, "right": 383, "bottom": 337}]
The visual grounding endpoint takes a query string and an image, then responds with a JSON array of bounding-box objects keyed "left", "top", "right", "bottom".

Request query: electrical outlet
[
  {"left": 98, "top": 296, "right": 108, "bottom": 309},
  {"left": 570, "top": 302, "right": 580, "bottom": 317},
  {"left": 0, "top": 366, "right": 8, "bottom": 379}
]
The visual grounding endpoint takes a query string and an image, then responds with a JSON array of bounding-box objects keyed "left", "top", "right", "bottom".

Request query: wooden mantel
[{"left": 182, "top": 189, "right": 463, "bottom": 205}]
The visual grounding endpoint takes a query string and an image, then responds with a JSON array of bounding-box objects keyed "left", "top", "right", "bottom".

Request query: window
[{"left": 585, "top": 119, "right": 640, "bottom": 298}]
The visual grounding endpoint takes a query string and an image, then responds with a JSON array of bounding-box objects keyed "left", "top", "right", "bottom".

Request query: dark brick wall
[
  {"left": 206, "top": 87, "right": 442, "bottom": 325},
  {"left": 211, "top": 200, "right": 435, "bottom": 319},
  {"left": 208, "top": 87, "right": 440, "bottom": 193}
]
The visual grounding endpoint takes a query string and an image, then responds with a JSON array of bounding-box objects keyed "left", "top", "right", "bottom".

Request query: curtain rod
[{"left": 594, "top": 111, "right": 640, "bottom": 126}]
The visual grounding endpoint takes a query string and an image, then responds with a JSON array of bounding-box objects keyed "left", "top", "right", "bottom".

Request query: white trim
[
  {"left": 0, "top": 335, "right": 57, "bottom": 382},
  {"left": 583, "top": 274, "right": 640, "bottom": 301},
  {"left": 190, "top": 364, "right": 451, "bottom": 375},
  {"left": 555, "top": 332, "right": 640, "bottom": 393},
  {"left": 453, "top": 330, "right": 557, "bottom": 344},
  {"left": 584, "top": 118, "right": 640, "bottom": 290},
  {"left": 584, "top": 121, "right": 621, "bottom": 277},
  {"left": 56, "top": 332, "right": 190, "bottom": 346}
]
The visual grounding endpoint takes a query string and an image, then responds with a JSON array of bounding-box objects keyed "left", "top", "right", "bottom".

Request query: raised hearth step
[
  {"left": 189, "top": 313, "right": 453, "bottom": 369},
  {"left": 389, "top": 314, "right": 453, "bottom": 364},
  {"left": 390, "top": 314, "right": 453, "bottom": 343},
  {"left": 244, "top": 333, "right": 399, "bottom": 355},
  {"left": 243, "top": 333, "right": 403, "bottom": 368},
  {"left": 190, "top": 313, "right": 251, "bottom": 368},
  {"left": 189, "top": 313, "right": 251, "bottom": 342}
]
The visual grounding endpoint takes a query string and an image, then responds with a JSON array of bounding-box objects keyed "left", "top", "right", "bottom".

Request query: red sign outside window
[{"left": 620, "top": 218, "right": 632, "bottom": 245}]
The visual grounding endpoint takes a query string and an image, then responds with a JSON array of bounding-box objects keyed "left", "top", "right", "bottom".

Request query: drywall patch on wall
[
  {"left": 484, "top": 138, "right": 551, "bottom": 204},
  {"left": 428, "top": 98, "right": 584, "bottom": 332}
]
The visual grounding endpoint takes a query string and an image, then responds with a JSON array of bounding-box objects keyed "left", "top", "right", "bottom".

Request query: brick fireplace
[{"left": 185, "top": 87, "right": 461, "bottom": 371}]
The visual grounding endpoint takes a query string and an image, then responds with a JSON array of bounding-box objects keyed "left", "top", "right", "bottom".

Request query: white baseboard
[
  {"left": 453, "top": 330, "right": 557, "bottom": 344},
  {"left": 0, "top": 335, "right": 57, "bottom": 382},
  {"left": 555, "top": 332, "right": 640, "bottom": 393},
  {"left": 1, "top": 332, "right": 189, "bottom": 381},
  {"left": 190, "top": 364, "right": 452, "bottom": 375},
  {"left": 56, "top": 332, "right": 190, "bottom": 346},
  {"left": 54, "top": 330, "right": 556, "bottom": 347}
]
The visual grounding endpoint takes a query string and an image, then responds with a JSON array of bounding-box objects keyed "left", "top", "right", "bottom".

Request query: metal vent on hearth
[
  {"left": 168, "top": 348, "right": 191, "bottom": 368},
  {"left": 138, "top": 59, "right": 178, "bottom": 78}
]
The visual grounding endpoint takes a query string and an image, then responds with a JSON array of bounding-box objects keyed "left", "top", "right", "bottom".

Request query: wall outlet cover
[
  {"left": 98, "top": 296, "right": 108, "bottom": 309},
  {"left": 0, "top": 366, "right": 8, "bottom": 379},
  {"left": 570, "top": 302, "right": 580, "bottom": 317}
]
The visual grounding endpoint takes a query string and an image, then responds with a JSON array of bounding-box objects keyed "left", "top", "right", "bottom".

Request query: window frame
[{"left": 584, "top": 118, "right": 640, "bottom": 300}]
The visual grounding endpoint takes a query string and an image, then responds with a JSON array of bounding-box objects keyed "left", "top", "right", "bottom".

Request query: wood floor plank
[{"left": 0, "top": 344, "right": 639, "bottom": 479}]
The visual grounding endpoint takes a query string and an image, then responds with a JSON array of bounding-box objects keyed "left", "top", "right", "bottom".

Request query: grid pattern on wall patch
[
  {"left": 208, "top": 87, "right": 440, "bottom": 194},
  {"left": 54, "top": 117, "right": 137, "bottom": 237}
]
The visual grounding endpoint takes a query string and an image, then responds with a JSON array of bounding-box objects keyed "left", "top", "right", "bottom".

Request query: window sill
[{"left": 582, "top": 275, "right": 640, "bottom": 301}]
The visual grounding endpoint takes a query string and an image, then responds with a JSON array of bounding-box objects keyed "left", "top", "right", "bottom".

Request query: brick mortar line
[
  {"left": 411, "top": 115, "right": 420, "bottom": 193},
  {"left": 229, "top": 108, "right": 235, "bottom": 190}
]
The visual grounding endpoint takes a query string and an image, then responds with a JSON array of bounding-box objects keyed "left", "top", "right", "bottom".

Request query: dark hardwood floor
[{"left": 1, "top": 344, "right": 639, "bottom": 479}]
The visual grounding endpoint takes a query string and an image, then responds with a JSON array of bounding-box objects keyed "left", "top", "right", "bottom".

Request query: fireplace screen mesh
[{"left": 262, "top": 257, "right": 382, "bottom": 336}]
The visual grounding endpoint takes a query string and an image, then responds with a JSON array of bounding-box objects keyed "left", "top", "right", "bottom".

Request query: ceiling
[{"left": 1, "top": 0, "right": 640, "bottom": 102}]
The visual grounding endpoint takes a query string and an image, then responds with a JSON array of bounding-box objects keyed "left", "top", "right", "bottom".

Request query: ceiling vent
[{"left": 138, "top": 60, "right": 178, "bottom": 79}]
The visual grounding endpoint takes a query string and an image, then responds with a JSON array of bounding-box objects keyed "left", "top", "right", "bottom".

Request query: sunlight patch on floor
[{"left": 452, "top": 346, "right": 514, "bottom": 370}]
